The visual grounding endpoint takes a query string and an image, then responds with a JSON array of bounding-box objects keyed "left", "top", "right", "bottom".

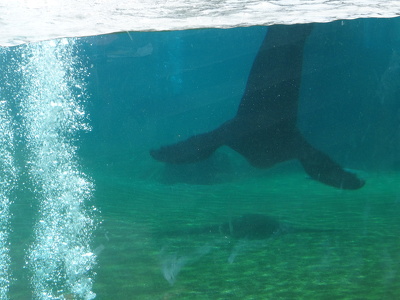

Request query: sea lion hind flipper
[
  {"left": 150, "top": 131, "right": 223, "bottom": 164},
  {"left": 298, "top": 144, "right": 365, "bottom": 190}
]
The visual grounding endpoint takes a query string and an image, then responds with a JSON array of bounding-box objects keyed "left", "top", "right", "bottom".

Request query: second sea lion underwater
[
  {"left": 157, "top": 213, "right": 340, "bottom": 285},
  {"left": 157, "top": 213, "right": 339, "bottom": 240}
]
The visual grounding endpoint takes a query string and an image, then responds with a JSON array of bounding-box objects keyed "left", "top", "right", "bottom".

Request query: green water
[
  {"left": 5, "top": 148, "right": 399, "bottom": 299},
  {"left": 88, "top": 156, "right": 400, "bottom": 299}
]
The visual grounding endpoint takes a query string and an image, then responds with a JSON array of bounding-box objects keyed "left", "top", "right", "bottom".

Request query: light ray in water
[
  {"left": 19, "top": 39, "right": 97, "bottom": 300},
  {"left": 0, "top": 99, "right": 17, "bottom": 299}
]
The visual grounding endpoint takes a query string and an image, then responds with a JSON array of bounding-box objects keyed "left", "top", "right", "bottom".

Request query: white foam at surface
[{"left": 1, "top": 0, "right": 400, "bottom": 46}]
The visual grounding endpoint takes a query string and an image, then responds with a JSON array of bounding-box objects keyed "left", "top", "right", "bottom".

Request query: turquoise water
[{"left": 1, "top": 17, "right": 400, "bottom": 299}]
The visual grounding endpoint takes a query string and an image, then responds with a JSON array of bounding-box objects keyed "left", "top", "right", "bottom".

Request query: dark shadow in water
[{"left": 157, "top": 214, "right": 339, "bottom": 285}]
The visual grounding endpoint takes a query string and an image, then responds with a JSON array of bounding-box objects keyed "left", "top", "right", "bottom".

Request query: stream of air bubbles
[{"left": 15, "top": 38, "right": 97, "bottom": 300}]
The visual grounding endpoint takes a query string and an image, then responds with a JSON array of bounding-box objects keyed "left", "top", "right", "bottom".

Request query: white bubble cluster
[
  {"left": 19, "top": 39, "right": 96, "bottom": 300},
  {"left": 0, "top": 100, "right": 17, "bottom": 300}
]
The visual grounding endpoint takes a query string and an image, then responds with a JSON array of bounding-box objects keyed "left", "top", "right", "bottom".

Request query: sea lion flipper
[
  {"left": 298, "top": 142, "right": 365, "bottom": 190},
  {"left": 150, "top": 24, "right": 365, "bottom": 190},
  {"left": 150, "top": 130, "right": 224, "bottom": 164}
]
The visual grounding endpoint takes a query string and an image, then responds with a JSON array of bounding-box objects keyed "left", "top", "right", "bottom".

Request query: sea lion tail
[{"left": 297, "top": 138, "right": 365, "bottom": 190}]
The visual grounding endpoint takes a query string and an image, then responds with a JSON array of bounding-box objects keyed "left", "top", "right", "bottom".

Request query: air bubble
[{"left": 19, "top": 39, "right": 97, "bottom": 299}]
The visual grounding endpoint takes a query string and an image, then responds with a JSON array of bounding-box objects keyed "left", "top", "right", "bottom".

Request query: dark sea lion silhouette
[
  {"left": 150, "top": 24, "right": 365, "bottom": 189},
  {"left": 159, "top": 214, "right": 337, "bottom": 240}
]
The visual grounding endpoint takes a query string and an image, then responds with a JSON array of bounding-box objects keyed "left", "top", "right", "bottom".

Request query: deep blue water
[{"left": 0, "top": 17, "right": 400, "bottom": 299}]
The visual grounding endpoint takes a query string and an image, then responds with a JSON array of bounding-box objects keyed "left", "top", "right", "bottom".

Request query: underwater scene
[{"left": 0, "top": 17, "right": 400, "bottom": 299}]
